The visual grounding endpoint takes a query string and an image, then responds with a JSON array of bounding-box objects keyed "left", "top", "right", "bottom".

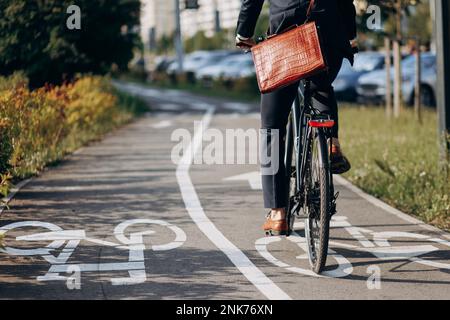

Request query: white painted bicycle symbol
[
  {"left": 0, "top": 219, "right": 186, "bottom": 285},
  {"left": 256, "top": 216, "right": 450, "bottom": 278}
]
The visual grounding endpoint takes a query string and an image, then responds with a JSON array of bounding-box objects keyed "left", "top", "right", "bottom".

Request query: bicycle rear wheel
[{"left": 304, "top": 128, "right": 331, "bottom": 274}]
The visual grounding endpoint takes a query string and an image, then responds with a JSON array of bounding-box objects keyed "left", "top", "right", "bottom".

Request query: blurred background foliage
[
  {"left": 0, "top": 73, "right": 147, "bottom": 196},
  {"left": 0, "top": 0, "right": 141, "bottom": 88},
  {"left": 356, "top": 0, "right": 432, "bottom": 49},
  {"left": 153, "top": 1, "right": 432, "bottom": 53}
]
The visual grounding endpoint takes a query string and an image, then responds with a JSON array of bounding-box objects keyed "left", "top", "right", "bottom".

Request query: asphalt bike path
[{"left": 0, "top": 81, "right": 449, "bottom": 300}]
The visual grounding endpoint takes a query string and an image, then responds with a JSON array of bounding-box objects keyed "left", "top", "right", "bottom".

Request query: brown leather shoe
[
  {"left": 331, "top": 145, "right": 351, "bottom": 174},
  {"left": 263, "top": 214, "right": 288, "bottom": 236}
]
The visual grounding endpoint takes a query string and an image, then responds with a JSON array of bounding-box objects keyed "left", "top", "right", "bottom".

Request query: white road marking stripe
[
  {"left": 47, "top": 262, "right": 145, "bottom": 273},
  {"left": 17, "top": 230, "right": 86, "bottom": 241},
  {"left": 333, "top": 175, "right": 450, "bottom": 240},
  {"left": 152, "top": 120, "right": 173, "bottom": 129},
  {"left": 176, "top": 107, "right": 291, "bottom": 300}
]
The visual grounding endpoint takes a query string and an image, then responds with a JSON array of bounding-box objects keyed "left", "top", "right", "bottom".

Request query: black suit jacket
[{"left": 236, "top": 0, "right": 357, "bottom": 60}]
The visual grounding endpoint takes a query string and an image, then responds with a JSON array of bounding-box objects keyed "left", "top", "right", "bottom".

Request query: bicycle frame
[{"left": 285, "top": 80, "right": 336, "bottom": 215}]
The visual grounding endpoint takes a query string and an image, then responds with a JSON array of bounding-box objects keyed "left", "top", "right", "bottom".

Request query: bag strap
[
  {"left": 268, "top": 0, "right": 317, "bottom": 37},
  {"left": 305, "top": 0, "right": 316, "bottom": 22}
]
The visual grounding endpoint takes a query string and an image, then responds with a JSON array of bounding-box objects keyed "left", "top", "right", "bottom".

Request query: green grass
[{"left": 339, "top": 105, "right": 449, "bottom": 231}]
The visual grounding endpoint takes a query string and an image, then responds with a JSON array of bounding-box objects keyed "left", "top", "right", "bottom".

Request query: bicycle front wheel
[{"left": 304, "top": 128, "right": 331, "bottom": 274}]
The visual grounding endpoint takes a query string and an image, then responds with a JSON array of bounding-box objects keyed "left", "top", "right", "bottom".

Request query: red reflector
[{"left": 308, "top": 120, "right": 335, "bottom": 128}]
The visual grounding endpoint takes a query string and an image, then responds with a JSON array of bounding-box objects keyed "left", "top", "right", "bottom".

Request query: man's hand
[{"left": 236, "top": 35, "right": 256, "bottom": 50}]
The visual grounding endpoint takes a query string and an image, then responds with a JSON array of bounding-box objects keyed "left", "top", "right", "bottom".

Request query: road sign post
[
  {"left": 434, "top": 0, "right": 450, "bottom": 171},
  {"left": 213, "top": 0, "right": 221, "bottom": 33},
  {"left": 174, "top": 0, "right": 184, "bottom": 73}
]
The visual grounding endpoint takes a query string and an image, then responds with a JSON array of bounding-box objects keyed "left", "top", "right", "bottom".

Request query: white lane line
[
  {"left": 176, "top": 107, "right": 291, "bottom": 300},
  {"left": 152, "top": 120, "right": 173, "bottom": 129},
  {"left": 333, "top": 175, "right": 450, "bottom": 240}
]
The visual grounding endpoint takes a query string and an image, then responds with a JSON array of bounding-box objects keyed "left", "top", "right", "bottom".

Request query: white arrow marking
[{"left": 224, "top": 171, "right": 262, "bottom": 190}]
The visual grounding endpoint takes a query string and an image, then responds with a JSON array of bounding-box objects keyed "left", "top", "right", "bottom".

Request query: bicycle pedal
[{"left": 330, "top": 202, "right": 338, "bottom": 217}]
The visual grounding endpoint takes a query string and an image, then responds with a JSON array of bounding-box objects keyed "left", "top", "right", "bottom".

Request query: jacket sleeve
[
  {"left": 337, "top": 0, "right": 357, "bottom": 40},
  {"left": 236, "top": 0, "right": 265, "bottom": 38}
]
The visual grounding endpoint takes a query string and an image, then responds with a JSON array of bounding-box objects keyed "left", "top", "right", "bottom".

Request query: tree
[
  {"left": 0, "top": 0, "right": 141, "bottom": 87},
  {"left": 156, "top": 33, "right": 176, "bottom": 55},
  {"left": 184, "top": 30, "right": 232, "bottom": 53},
  {"left": 406, "top": 2, "right": 432, "bottom": 46},
  {"left": 356, "top": 0, "right": 430, "bottom": 47}
]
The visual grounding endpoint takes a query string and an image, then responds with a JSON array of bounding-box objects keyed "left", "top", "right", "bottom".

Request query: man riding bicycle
[{"left": 235, "top": 0, "right": 357, "bottom": 235}]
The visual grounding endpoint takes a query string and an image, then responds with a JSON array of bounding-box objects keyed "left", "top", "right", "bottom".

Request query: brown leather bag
[{"left": 251, "top": 0, "right": 327, "bottom": 94}]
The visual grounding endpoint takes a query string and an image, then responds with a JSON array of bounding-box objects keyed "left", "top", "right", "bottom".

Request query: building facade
[
  {"left": 141, "top": 0, "right": 176, "bottom": 45},
  {"left": 140, "top": 1, "right": 366, "bottom": 44},
  {"left": 141, "top": 0, "right": 244, "bottom": 45},
  {"left": 180, "top": 0, "right": 243, "bottom": 37}
]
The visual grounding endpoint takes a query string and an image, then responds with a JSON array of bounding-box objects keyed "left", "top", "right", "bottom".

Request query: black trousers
[{"left": 260, "top": 53, "right": 344, "bottom": 209}]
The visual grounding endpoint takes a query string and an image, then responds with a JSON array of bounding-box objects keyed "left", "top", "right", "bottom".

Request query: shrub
[
  {"left": 0, "top": 74, "right": 147, "bottom": 180},
  {"left": 0, "top": 118, "right": 12, "bottom": 174}
]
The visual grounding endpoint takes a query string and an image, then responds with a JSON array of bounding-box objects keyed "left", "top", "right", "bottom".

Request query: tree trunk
[
  {"left": 385, "top": 37, "right": 392, "bottom": 118},
  {"left": 414, "top": 42, "right": 422, "bottom": 124},
  {"left": 393, "top": 40, "right": 402, "bottom": 118}
]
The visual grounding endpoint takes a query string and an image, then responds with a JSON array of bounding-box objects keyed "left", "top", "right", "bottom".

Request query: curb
[
  {"left": 0, "top": 147, "right": 87, "bottom": 217},
  {"left": 0, "top": 178, "right": 32, "bottom": 216}
]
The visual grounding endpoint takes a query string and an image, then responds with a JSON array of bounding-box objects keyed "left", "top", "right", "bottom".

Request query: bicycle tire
[{"left": 304, "top": 128, "right": 331, "bottom": 274}]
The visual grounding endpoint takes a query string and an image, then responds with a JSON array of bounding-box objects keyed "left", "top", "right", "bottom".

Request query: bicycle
[
  {"left": 284, "top": 80, "right": 339, "bottom": 274},
  {"left": 242, "top": 36, "right": 341, "bottom": 274}
]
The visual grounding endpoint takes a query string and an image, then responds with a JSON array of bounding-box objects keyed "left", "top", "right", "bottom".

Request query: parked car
[
  {"left": 333, "top": 51, "right": 386, "bottom": 101},
  {"left": 401, "top": 53, "right": 436, "bottom": 107},
  {"left": 195, "top": 54, "right": 255, "bottom": 86},
  {"left": 154, "top": 56, "right": 175, "bottom": 73},
  {"left": 356, "top": 52, "right": 436, "bottom": 107},
  {"left": 166, "top": 50, "right": 210, "bottom": 76},
  {"left": 167, "top": 50, "right": 240, "bottom": 82},
  {"left": 221, "top": 55, "right": 255, "bottom": 81}
]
